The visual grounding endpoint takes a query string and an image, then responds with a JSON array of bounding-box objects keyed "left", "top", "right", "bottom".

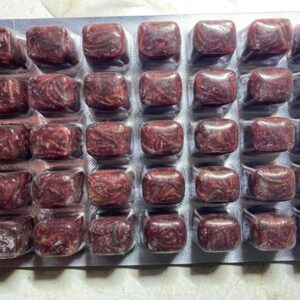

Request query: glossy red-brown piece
[
  {"left": 26, "top": 25, "right": 78, "bottom": 68},
  {"left": 194, "top": 118, "right": 238, "bottom": 155},
  {"left": 89, "top": 215, "right": 136, "bottom": 255},
  {"left": 139, "top": 71, "right": 182, "bottom": 108},
  {"left": 143, "top": 214, "right": 186, "bottom": 253},
  {"left": 0, "top": 27, "right": 27, "bottom": 69},
  {"left": 247, "top": 68, "right": 292, "bottom": 104},
  {"left": 30, "top": 124, "right": 82, "bottom": 160},
  {"left": 138, "top": 22, "right": 181, "bottom": 64},
  {"left": 0, "top": 216, "right": 34, "bottom": 259},
  {"left": 34, "top": 216, "right": 85, "bottom": 257},
  {"left": 0, "top": 172, "right": 32, "bottom": 210},
  {"left": 0, "top": 77, "right": 28, "bottom": 114},
  {"left": 245, "top": 212, "right": 296, "bottom": 251},
  {"left": 82, "top": 23, "right": 128, "bottom": 68},
  {"left": 142, "top": 168, "right": 185, "bottom": 205},
  {"left": 28, "top": 74, "right": 80, "bottom": 113},
  {"left": 32, "top": 171, "right": 84, "bottom": 208},
  {"left": 246, "top": 117, "right": 294, "bottom": 153},
  {"left": 86, "top": 122, "right": 131, "bottom": 158},
  {"left": 0, "top": 125, "right": 30, "bottom": 162},
  {"left": 194, "top": 70, "right": 237, "bottom": 106},
  {"left": 84, "top": 73, "right": 129, "bottom": 110},
  {"left": 141, "top": 120, "right": 183, "bottom": 156},
  {"left": 249, "top": 166, "right": 295, "bottom": 202},
  {"left": 88, "top": 169, "right": 132, "bottom": 208},
  {"left": 197, "top": 214, "right": 241, "bottom": 252},
  {"left": 291, "top": 24, "right": 300, "bottom": 64},
  {"left": 195, "top": 167, "right": 240, "bottom": 203},
  {"left": 192, "top": 20, "right": 236, "bottom": 62},
  {"left": 243, "top": 18, "right": 292, "bottom": 62}
]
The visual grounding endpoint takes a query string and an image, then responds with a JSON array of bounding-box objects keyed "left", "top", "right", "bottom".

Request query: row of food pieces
[
  {"left": 0, "top": 67, "right": 297, "bottom": 117},
  {"left": 1, "top": 18, "right": 300, "bottom": 72},
  {"left": 0, "top": 163, "right": 298, "bottom": 211},
  {"left": 0, "top": 116, "right": 297, "bottom": 163},
  {"left": 0, "top": 208, "right": 298, "bottom": 259}
]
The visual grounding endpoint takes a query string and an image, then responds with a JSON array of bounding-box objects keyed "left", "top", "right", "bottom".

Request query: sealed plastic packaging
[
  {"left": 0, "top": 76, "right": 29, "bottom": 116},
  {"left": 32, "top": 169, "right": 84, "bottom": 208},
  {"left": 142, "top": 166, "right": 185, "bottom": 206},
  {"left": 33, "top": 213, "right": 85, "bottom": 257},
  {"left": 26, "top": 25, "right": 80, "bottom": 74},
  {"left": 0, "top": 171, "right": 32, "bottom": 210},
  {"left": 242, "top": 165, "right": 296, "bottom": 202},
  {"left": 241, "top": 117, "right": 294, "bottom": 155},
  {"left": 30, "top": 124, "right": 82, "bottom": 160},
  {"left": 189, "top": 20, "right": 236, "bottom": 67},
  {"left": 139, "top": 71, "right": 182, "bottom": 115},
  {"left": 243, "top": 209, "right": 296, "bottom": 251},
  {"left": 138, "top": 21, "right": 181, "bottom": 69},
  {"left": 88, "top": 211, "right": 137, "bottom": 255},
  {"left": 28, "top": 74, "right": 81, "bottom": 115},
  {"left": 0, "top": 215, "right": 34, "bottom": 259},
  {"left": 82, "top": 23, "right": 129, "bottom": 71},
  {"left": 88, "top": 168, "right": 134, "bottom": 209},
  {"left": 194, "top": 166, "right": 240, "bottom": 204},
  {"left": 288, "top": 24, "right": 300, "bottom": 71},
  {"left": 193, "top": 210, "right": 241, "bottom": 252},
  {"left": 0, "top": 125, "right": 30, "bottom": 162}
]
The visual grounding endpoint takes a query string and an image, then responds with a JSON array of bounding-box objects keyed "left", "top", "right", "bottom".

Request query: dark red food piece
[
  {"left": 84, "top": 73, "right": 129, "bottom": 110},
  {"left": 32, "top": 171, "right": 84, "bottom": 208},
  {"left": 141, "top": 120, "right": 183, "bottom": 156},
  {"left": 82, "top": 23, "right": 128, "bottom": 68},
  {"left": 249, "top": 166, "right": 295, "bottom": 202},
  {"left": 86, "top": 122, "right": 131, "bottom": 158},
  {"left": 34, "top": 216, "right": 85, "bottom": 257},
  {"left": 0, "top": 27, "right": 27, "bottom": 69},
  {"left": 0, "top": 216, "right": 34, "bottom": 259},
  {"left": 89, "top": 215, "right": 136, "bottom": 255},
  {"left": 197, "top": 214, "right": 241, "bottom": 252},
  {"left": 26, "top": 25, "right": 78, "bottom": 68},
  {"left": 30, "top": 124, "right": 82, "bottom": 160},
  {"left": 139, "top": 71, "right": 182, "bottom": 108},
  {"left": 28, "top": 74, "right": 80, "bottom": 113},
  {"left": 247, "top": 68, "right": 292, "bottom": 104},
  {"left": 142, "top": 168, "right": 185, "bottom": 205},
  {"left": 0, "top": 171, "right": 32, "bottom": 210},
  {"left": 195, "top": 167, "right": 240, "bottom": 203},
  {"left": 194, "top": 118, "right": 238, "bottom": 155},
  {"left": 245, "top": 212, "right": 296, "bottom": 251},
  {"left": 0, "top": 77, "right": 28, "bottom": 114},
  {"left": 0, "top": 125, "right": 30, "bottom": 162},
  {"left": 193, "top": 69, "right": 237, "bottom": 107},
  {"left": 143, "top": 214, "right": 186, "bottom": 253},
  {"left": 192, "top": 20, "right": 236, "bottom": 63},
  {"left": 138, "top": 22, "right": 181, "bottom": 64},
  {"left": 243, "top": 18, "right": 292, "bottom": 62},
  {"left": 291, "top": 24, "right": 300, "bottom": 64},
  {"left": 88, "top": 169, "right": 132, "bottom": 208},
  {"left": 245, "top": 117, "right": 294, "bottom": 153}
]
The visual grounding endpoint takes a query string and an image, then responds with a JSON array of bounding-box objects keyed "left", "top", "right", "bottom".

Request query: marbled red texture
[
  {"left": 32, "top": 171, "right": 84, "bottom": 208},
  {"left": 143, "top": 214, "right": 186, "bottom": 253},
  {"left": 142, "top": 168, "right": 185, "bottom": 205},
  {"left": 141, "top": 120, "right": 183, "bottom": 156},
  {"left": 30, "top": 124, "right": 82, "bottom": 160},
  {"left": 28, "top": 74, "right": 80, "bottom": 113},
  {"left": 86, "top": 122, "right": 131, "bottom": 158},
  {"left": 84, "top": 73, "right": 129, "bottom": 110},
  {"left": 194, "top": 69, "right": 237, "bottom": 106},
  {"left": 0, "top": 125, "right": 30, "bottom": 162},
  {"left": 197, "top": 214, "right": 241, "bottom": 252},
  {"left": 88, "top": 169, "right": 132, "bottom": 208},
  {"left": 195, "top": 167, "right": 240, "bottom": 203},
  {"left": 194, "top": 118, "right": 238, "bottom": 154}
]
